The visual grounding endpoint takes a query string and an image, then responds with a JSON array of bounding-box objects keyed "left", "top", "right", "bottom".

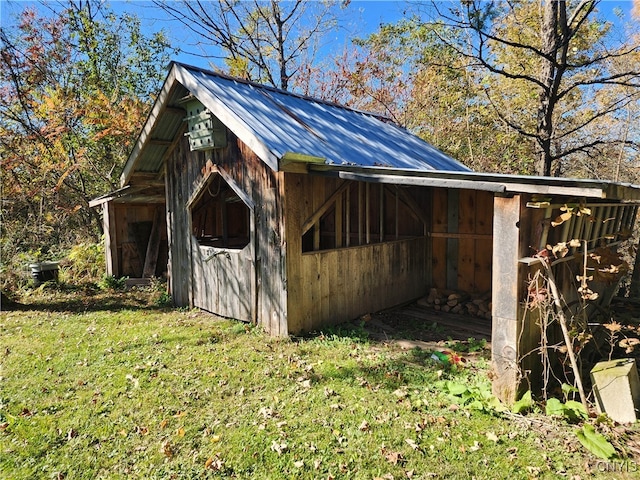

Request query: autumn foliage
[{"left": 0, "top": 4, "right": 171, "bottom": 288}]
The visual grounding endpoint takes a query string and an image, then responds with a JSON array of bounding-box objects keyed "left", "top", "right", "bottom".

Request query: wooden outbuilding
[{"left": 91, "top": 63, "right": 640, "bottom": 403}]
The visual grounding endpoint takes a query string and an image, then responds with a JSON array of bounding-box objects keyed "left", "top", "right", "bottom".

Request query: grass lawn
[{"left": 1, "top": 288, "right": 638, "bottom": 479}]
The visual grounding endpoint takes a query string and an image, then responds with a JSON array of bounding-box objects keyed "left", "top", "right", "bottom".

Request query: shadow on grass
[{"left": 4, "top": 283, "right": 171, "bottom": 314}]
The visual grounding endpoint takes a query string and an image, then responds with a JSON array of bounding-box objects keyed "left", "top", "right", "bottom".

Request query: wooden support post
[
  {"left": 379, "top": 184, "right": 384, "bottom": 243},
  {"left": 345, "top": 185, "right": 351, "bottom": 248},
  {"left": 366, "top": 183, "right": 371, "bottom": 245},
  {"left": 491, "top": 194, "right": 522, "bottom": 404},
  {"left": 336, "top": 192, "right": 343, "bottom": 248},
  {"left": 395, "top": 187, "right": 399, "bottom": 240},
  {"left": 358, "top": 183, "right": 363, "bottom": 246},
  {"left": 103, "top": 202, "right": 119, "bottom": 277},
  {"left": 446, "top": 189, "right": 459, "bottom": 290},
  {"left": 143, "top": 205, "right": 163, "bottom": 278}
]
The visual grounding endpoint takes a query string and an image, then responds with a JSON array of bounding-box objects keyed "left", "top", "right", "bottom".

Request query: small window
[{"left": 190, "top": 174, "right": 250, "bottom": 249}]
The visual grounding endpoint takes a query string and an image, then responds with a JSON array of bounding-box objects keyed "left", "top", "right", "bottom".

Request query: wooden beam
[
  {"left": 366, "top": 183, "right": 371, "bottom": 244},
  {"left": 345, "top": 185, "right": 351, "bottom": 247},
  {"left": 379, "top": 184, "right": 384, "bottom": 242},
  {"left": 143, "top": 206, "right": 163, "bottom": 278},
  {"left": 336, "top": 192, "right": 343, "bottom": 248},
  {"left": 429, "top": 232, "right": 493, "bottom": 240},
  {"left": 446, "top": 189, "right": 459, "bottom": 291},
  {"left": 358, "top": 183, "right": 363, "bottom": 245},
  {"left": 491, "top": 195, "right": 522, "bottom": 404},
  {"left": 301, "top": 181, "right": 349, "bottom": 235}
]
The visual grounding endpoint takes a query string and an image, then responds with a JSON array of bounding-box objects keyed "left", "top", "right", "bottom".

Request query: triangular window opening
[{"left": 190, "top": 174, "right": 250, "bottom": 249}]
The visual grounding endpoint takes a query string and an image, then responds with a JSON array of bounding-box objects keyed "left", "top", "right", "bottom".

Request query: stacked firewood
[{"left": 417, "top": 288, "right": 492, "bottom": 319}]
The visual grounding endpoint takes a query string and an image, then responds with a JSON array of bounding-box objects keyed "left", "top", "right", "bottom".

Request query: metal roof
[
  {"left": 121, "top": 62, "right": 470, "bottom": 185},
  {"left": 309, "top": 164, "right": 640, "bottom": 201},
  {"left": 117, "top": 62, "right": 640, "bottom": 203}
]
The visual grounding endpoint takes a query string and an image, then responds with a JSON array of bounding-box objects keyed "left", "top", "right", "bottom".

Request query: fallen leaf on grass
[
  {"left": 469, "top": 441, "right": 481, "bottom": 451},
  {"left": 383, "top": 450, "right": 404, "bottom": 465},
  {"left": 298, "top": 378, "right": 312, "bottom": 389},
  {"left": 271, "top": 440, "right": 288, "bottom": 454},
  {"left": 204, "top": 456, "right": 224, "bottom": 471},
  {"left": 405, "top": 439, "right": 420, "bottom": 451},
  {"left": 0, "top": 422, "right": 9, "bottom": 431},
  {"left": 125, "top": 374, "right": 139, "bottom": 388},
  {"left": 162, "top": 441, "right": 174, "bottom": 458},
  {"left": 159, "top": 419, "right": 168, "bottom": 429},
  {"left": 359, "top": 420, "right": 370, "bottom": 432},
  {"left": 485, "top": 432, "right": 499, "bottom": 443},
  {"left": 176, "top": 427, "right": 185, "bottom": 437},
  {"left": 393, "top": 388, "right": 408, "bottom": 399},
  {"left": 324, "top": 387, "right": 336, "bottom": 398},
  {"left": 294, "top": 460, "right": 304, "bottom": 468}
]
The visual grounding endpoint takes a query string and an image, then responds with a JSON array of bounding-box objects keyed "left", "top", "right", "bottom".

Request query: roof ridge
[{"left": 170, "top": 61, "right": 393, "bottom": 123}]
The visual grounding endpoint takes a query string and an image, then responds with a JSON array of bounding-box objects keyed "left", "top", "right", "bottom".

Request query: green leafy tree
[
  {"left": 431, "top": 0, "right": 640, "bottom": 177},
  {"left": 307, "top": 18, "right": 535, "bottom": 173},
  {"left": 0, "top": 1, "right": 173, "bottom": 285}
]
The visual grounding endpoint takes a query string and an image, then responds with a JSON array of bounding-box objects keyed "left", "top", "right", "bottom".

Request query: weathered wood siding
[
  {"left": 296, "top": 239, "right": 427, "bottom": 332},
  {"left": 108, "top": 203, "right": 168, "bottom": 278},
  {"left": 430, "top": 188, "right": 493, "bottom": 294},
  {"left": 284, "top": 174, "right": 429, "bottom": 334},
  {"left": 166, "top": 133, "right": 287, "bottom": 334}
]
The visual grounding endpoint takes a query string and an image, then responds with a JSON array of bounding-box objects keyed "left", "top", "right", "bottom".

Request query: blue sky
[{"left": 1, "top": 0, "right": 637, "bottom": 71}]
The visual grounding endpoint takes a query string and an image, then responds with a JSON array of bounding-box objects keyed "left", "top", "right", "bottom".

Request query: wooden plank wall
[
  {"left": 166, "top": 133, "right": 287, "bottom": 335},
  {"left": 111, "top": 203, "right": 168, "bottom": 278},
  {"left": 285, "top": 174, "right": 430, "bottom": 334},
  {"left": 430, "top": 188, "right": 493, "bottom": 294},
  {"left": 295, "top": 238, "right": 427, "bottom": 333}
]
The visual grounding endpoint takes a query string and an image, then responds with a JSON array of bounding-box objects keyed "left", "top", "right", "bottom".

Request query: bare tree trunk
[{"left": 536, "top": 0, "right": 559, "bottom": 177}]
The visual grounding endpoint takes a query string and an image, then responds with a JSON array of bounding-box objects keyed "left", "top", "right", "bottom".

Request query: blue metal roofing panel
[{"left": 182, "top": 65, "right": 470, "bottom": 172}]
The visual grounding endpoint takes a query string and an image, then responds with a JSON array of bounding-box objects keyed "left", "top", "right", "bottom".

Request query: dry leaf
[
  {"left": 176, "top": 427, "right": 185, "bottom": 437},
  {"left": 300, "top": 379, "right": 312, "bottom": 389},
  {"left": 359, "top": 420, "right": 370, "bottom": 432},
  {"left": 210, "top": 434, "right": 221, "bottom": 443},
  {"left": 271, "top": 440, "right": 288, "bottom": 454},
  {"left": 323, "top": 387, "right": 336, "bottom": 398},
  {"left": 405, "top": 438, "right": 420, "bottom": 451},
  {"left": 486, "top": 432, "right": 499, "bottom": 443},
  {"left": 383, "top": 450, "right": 404, "bottom": 465},
  {"left": 162, "top": 441, "right": 174, "bottom": 458},
  {"left": 159, "top": 419, "right": 168, "bottom": 429},
  {"left": 205, "top": 456, "right": 224, "bottom": 471},
  {"left": 469, "top": 441, "right": 481, "bottom": 451},
  {"left": 392, "top": 388, "right": 408, "bottom": 398},
  {"left": 294, "top": 460, "right": 304, "bottom": 468}
]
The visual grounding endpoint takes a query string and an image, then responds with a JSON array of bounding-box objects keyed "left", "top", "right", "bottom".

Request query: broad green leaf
[
  {"left": 445, "top": 381, "right": 469, "bottom": 396},
  {"left": 512, "top": 390, "right": 533, "bottom": 414},
  {"left": 545, "top": 398, "right": 564, "bottom": 416},
  {"left": 576, "top": 424, "right": 616, "bottom": 460},
  {"left": 561, "top": 383, "right": 578, "bottom": 396},
  {"left": 563, "top": 401, "right": 588, "bottom": 421}
]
